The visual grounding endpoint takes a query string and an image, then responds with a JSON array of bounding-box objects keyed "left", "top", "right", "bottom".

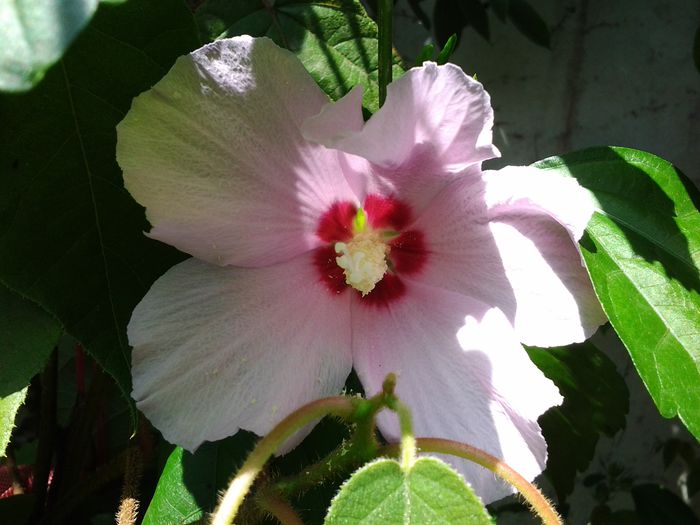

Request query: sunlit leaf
[
  {"left": 325, "top": 457, "right": 492, "bottom": 524},
  {"left": 532, "top": 147, "right": 700, "bottom": 440},
  {"left": 195, "top": 0, "right": 404, "bottom": 113}
]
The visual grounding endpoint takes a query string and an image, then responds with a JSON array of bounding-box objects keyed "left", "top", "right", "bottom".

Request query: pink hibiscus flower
[{"left": 116, "top": 36, "right": 606, "bottom": 502}]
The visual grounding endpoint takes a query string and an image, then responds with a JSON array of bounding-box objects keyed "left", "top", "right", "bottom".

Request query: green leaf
[
  {"left": 437, "top": 34, "right": 458, "bottom": 65},
  {"left": 507, "top": 0, "right": 550, "bottom": 48},
  {"left": 0, "top": 389, "right": 28, "bottom": 459},
  {"left": 0, "top": 0, "right": 125, "bottom": 92},
  {"left": 0, "top": 285, "right": 62, "bottom": 456},
  {"left": 631, "top": 484, "right": 700, "bottom": 525},
  {"left": 433, "top": 0, "right": 467, "bottom": 49},
  {"left": 459, "top": 0, "right": 490, "bottom": 41},
  {"left": 415, "top": 43, "right": 435, "bottom": 65},
  {"left": 532, "top": 146, "right": 700, "bottom": 440},
  {"left": 143, "top": 433, "right": 256, "bottom": 525},
  {"left": 325, "top": 457, "right": 492, "bottom": 524},
  {"left": 527, "top": 342, "right": 629, "bottom": 500},
  {"left": 491, "top": 0, "right": 508, "bottom": 22},
  {"left": 195, "top": 0, "right": 404, "bottom": 114},
  {"left": 0, "top": 0, "right": 197, "bottom": 413}
]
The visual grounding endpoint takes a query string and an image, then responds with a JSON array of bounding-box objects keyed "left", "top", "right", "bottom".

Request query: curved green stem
[
  {"left": 381, "top": 438, "right": 562, "bottom": 525},
  {"left": 377, "top": 0, "right": 393, "bottom": 106},
  {"left": 211, "top": 396, "right": 355, "bottom": 525}
]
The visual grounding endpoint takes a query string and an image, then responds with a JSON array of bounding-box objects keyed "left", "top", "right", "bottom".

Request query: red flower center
[{"left": 313, "top": 194, "right": 428, "bottom": 306}]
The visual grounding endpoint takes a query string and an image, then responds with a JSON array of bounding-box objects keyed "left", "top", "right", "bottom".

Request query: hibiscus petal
[
  {"left": 129, "top": 254, "right": 352, "bottom": 451},
  {"left": 482, "top": 166, "right": 606, "bottom": 345},
  {"left": 117, "top": 36, "right": 356, "bottom": 267},
  {"left": 482, "top": 165, "right": 594, "bottom": 241},
  {"left": 303, "top": 62, "right": 499, "bottom": 207},
  {"left": 413, "top": 174, "right": 606, "bottom": 347},
  {"left": 488, "top": 216, "right": 607, "bottom": 346},
  {"left": 351, "top": 281, "right": 561, "bottom": 503}
]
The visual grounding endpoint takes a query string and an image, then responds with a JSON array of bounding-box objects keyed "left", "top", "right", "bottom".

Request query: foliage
[
  {"left": 533, "top": 147, "right": 700, "bottom": 441},
  {"left": 0, "top": 0, "right": 698, "bottom": 523}
]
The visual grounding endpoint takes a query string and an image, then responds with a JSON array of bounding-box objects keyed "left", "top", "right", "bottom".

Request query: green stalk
[
  {"left": 211, "top": 396, "right": 357, "bottom": 525},
  {"left": 377, "top": 0, "right": 393, "bottom": 106}
]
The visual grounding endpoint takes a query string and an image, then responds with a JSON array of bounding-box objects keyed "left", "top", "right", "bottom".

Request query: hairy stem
[
  {"left": 211, "top": 396, "right": 356, "bottom": 525},
  {"left": 381, "top": 438, "right": 562, "bottom": 525},
  {"left": 257, "top": 491, "right": 304, "bottom": 525}
]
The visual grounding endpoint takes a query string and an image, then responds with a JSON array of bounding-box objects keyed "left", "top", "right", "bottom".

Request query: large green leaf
[
  {"left": 532, "top": 147, "right": 700, "bottom": 440},
  {"left": 325, "top": 457, "right": 492, "bottom": 524},
  {"left": 0, "top": 0, "right": 197, "bottom": 410},
  {"left": 195, "top": 0, "right": 404, "bottom": 113},
  {"left": 0, "top": 0, "right": 126, "bottom": 92},
  {"left": 0, "top": 285, "right": 62, "bottom": 457},
  {"left": 527, "top": 342, "right": 629, "bottom": 500}
]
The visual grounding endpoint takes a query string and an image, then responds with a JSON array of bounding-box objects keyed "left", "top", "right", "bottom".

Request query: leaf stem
[
  {"left": 377, "top": 0, "right": 393, "bottom": 106},
  {"left": 211, "top": 396, "right": 356, "bottom": 525},
  {"left": 381, "top": 438, "right": 562, "bottom": 525}
]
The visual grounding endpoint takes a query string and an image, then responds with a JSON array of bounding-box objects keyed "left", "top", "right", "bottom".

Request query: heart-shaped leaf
[{"left": 325, "top": 456, "right": 492, "bottom": 524}]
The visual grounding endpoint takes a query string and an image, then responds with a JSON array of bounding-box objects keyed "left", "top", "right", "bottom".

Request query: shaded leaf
[
  {"left": 195, "top": 0, "right": 404, "bottom": 113},
  {"left": 491, "top": 0, "right": 508, "bottom": 22},
  {"left": 325, "top": 457, "right": 492, "bottom": 524},
  {"left": 631, "top": 484, "right": 700, "bottom": 525},
  {"left": 591, "top": 505, "right": 640, "bottom": 525},
  {"left": 532, "top": 147, "right": 700, "bottom": 441},
  {"left": 528, "top": 342, "right": 629, "bottom": 500},
  {"left": 0, "top": 285, "right": 62, "bottom": 456},
  {"left": 0, "top": 493, "right": 35, "bottom": 525},
  {"left": 507, "top": 0, "right": 550, "bottom": 48},
  {"left": 459, "top": 0, "right": 490, "bottom": 41},
  {"left": 0, "top": 0, "right": 198, "bottom": 413},
  {"left": 434, "top": 0, "right": 467, "bottom": 49},
  {"left": 688, "top": 460, "right": 700, "bottom": 497}
]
